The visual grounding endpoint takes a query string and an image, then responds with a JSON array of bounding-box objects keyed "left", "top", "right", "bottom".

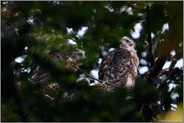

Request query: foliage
[{"left": 1, "top": 1, "right": 183, "bottom": 122}]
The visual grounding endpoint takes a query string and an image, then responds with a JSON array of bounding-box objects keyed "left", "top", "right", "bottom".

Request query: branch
[
  {"left": 158, "top": 58, "right": 177, "bottom": 90},
  {"left": 44, "top": 94, "right": 55, "bottom": 101},
  {"left": 146, "top": 4, "right": 155, "bottom": 67},
  {"left": 71, "top": 64, "right": 120, "bottom": 88},
  {"left": 19, "top": 107, "right": 39, "bottom": 120}
]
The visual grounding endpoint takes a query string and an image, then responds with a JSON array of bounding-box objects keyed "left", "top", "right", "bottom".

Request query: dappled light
[{"left": 1, "top": 1, "right": 183, "bottom": 122}]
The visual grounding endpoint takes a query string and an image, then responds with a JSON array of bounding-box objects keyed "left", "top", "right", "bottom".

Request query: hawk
[
  {"left": 98, "top": 36, "right": 139, "bottom": 92},
  {"left": 30, "top": 48, "right": 86, "bottom": 86},
  {"left": 29, "top": 48, "right": 86, "bottom": 100}
]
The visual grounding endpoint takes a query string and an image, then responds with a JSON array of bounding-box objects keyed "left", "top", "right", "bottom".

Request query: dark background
[{"left": 1, "top": 1, "right": 183, "bottom": 122}]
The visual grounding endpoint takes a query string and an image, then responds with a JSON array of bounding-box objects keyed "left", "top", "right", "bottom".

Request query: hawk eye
[
  {"left": 78, "top": 53, "right": 82, "bottom": 56},
  {"left": 125, "top": 39, "right": 130, "bottom": 43},
  {"left": 124, "top": 39, "right": 134, "bottom": 46}
]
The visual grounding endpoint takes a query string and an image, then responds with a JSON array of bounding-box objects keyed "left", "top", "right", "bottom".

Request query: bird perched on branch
[
  {"left": 28, "top": 48, "right": 86, "bottom": 101},
  {"left": 30, "top": 48, "right": 86, "bottom": 86},
  {"left": 98, "top": 36, "right": 139, "bottom": 92}
]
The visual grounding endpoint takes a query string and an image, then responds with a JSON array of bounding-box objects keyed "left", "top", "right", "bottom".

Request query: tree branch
[
  {"left": 146, "top": 4, "right": 155, "bottom": 67},
  {"left": 71, "top": 64, "right": 120, "bottom": 88},
  {"left": 158, "top": 58, "right": 177, "bottom": 90}
]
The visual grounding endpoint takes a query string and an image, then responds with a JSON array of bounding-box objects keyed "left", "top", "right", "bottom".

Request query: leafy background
[{"left": 1, "top": 1, "right": 183, "bottom": 122}]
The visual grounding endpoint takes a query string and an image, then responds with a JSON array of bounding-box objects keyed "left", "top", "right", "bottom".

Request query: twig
[
  {"left": 44, "top": 94, "right": 55, "bottom": 101},
  {"left": 158, "top": 58, "right": 177, "bottom": 90},
  {"left": 71, "top": 64, "right": 120, "bottom": 88},
  {"left": 72, "top": 64, "right": 103, "bottom": 83},
  {"left": 170, "top": 105, "right": 177, "bottom": 110},
  {"left": 19, "top": 107, "right": 39, "bottom": 120}
]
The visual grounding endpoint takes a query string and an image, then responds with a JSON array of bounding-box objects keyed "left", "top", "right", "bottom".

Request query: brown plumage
[
  {"left": 30, "top": 48, "right": 86, "bottom": 86},
  {"left": 98, "top": 36, "right": 139, "bottom": 92}
]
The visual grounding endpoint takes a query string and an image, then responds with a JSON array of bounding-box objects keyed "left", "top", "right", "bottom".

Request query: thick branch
[
  {"left": 146, "top": 5, "right": 155, "bottom": 67},
  {"left": 145, "top": 50, "right": 168, "bottom": 83},
  {"left": 158, "top": 58, "right": 177, "bottom": 90}
]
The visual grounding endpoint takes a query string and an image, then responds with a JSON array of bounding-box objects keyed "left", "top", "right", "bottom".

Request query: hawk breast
[{"left": 98, "top": 48, "right": 134, "bottom": 89}]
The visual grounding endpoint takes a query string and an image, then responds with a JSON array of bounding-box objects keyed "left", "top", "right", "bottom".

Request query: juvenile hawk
[
  {"left": 29, "top": 48, "right": 86, "bottom": 100},
  {"left": 98, "top": 36, "right": 139, "bottom": 92},
  {"left": 30, "top": 48, "right": 86, "bottom": 86}
]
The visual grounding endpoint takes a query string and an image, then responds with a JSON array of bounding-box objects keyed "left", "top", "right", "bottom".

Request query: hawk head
[
  {"left": 67, "top": 48, "right": 86, "bottom": 72},
  {"left": 119, "top": 36, "right": 135, "bottom": 50},
  {"left": 70, "top": 48, "right": 86, "bottom": 61}
]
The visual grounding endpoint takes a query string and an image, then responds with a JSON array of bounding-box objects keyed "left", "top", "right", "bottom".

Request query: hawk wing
[
  {"left": 30, "top": 50, "right": 67, "bottom": 85},
  {"left": 98, "top": 48, "right": 134, "bottom": 91}
]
